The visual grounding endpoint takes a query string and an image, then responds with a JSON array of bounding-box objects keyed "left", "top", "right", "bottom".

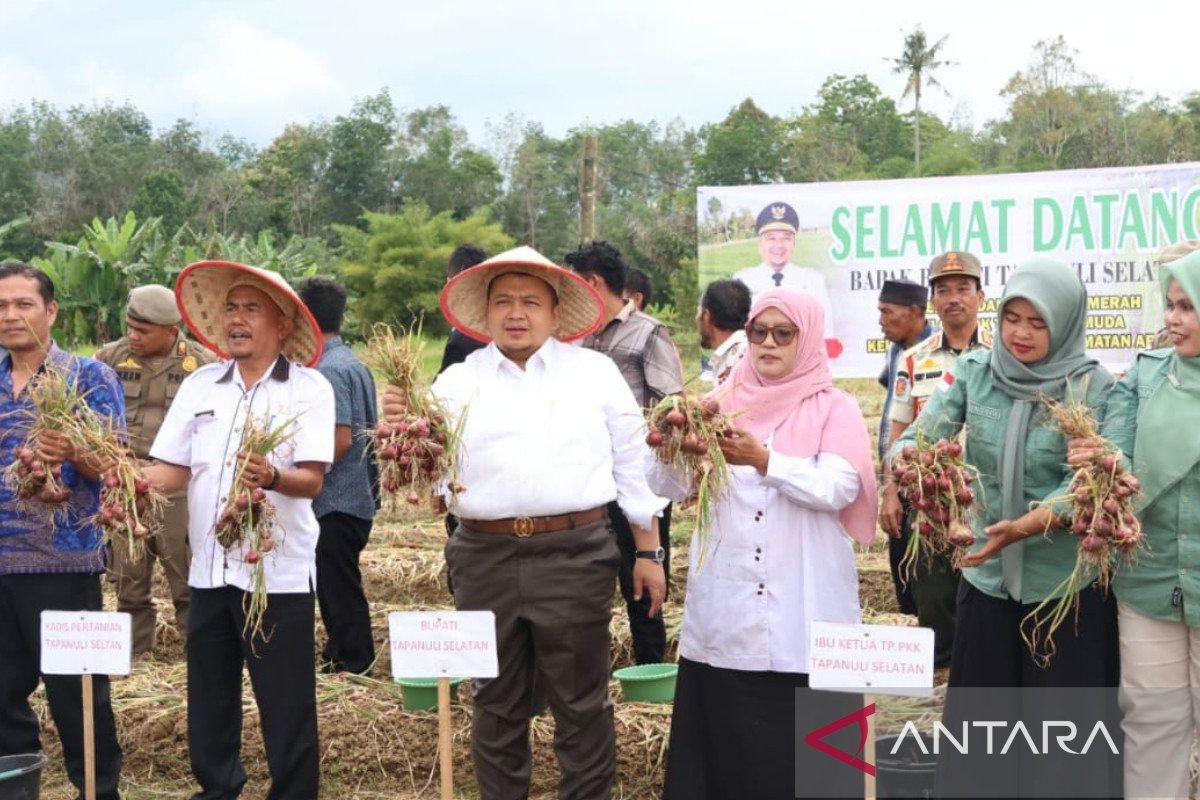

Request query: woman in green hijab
[
  {"left": 1070, "top": 248, "right": 1200, "bottom": 799},
  {"left": 890, "top": 259, "right": 1120, "bottom": 797}
]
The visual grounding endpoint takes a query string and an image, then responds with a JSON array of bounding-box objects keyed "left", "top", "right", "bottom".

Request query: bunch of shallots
[
  {"left": 94, "top": 440, "right": 167, "bottom": 564},
  {"left": 7, "top": 445, "right": 68, "bottom": 504},
  {"left": 3, "top": 363, "right": 87, "bottom": 516},
  {"left": 890, "top": 436, "right": 979, "bottom": 571},
  {"left": 365, "top": 323, "right": 462, "bottom": 508},
  {"left": 1025, "top": 398, "right": 1142, "bottom": 661},
  {"left": 213, "top": 414, "right": 296, "bottom": 640},
  {"left": 646, "top": 394, "right": 734, "bottom": 566},
  {"left": 372, "top": 412, "right": 461, "bottom": 505}
]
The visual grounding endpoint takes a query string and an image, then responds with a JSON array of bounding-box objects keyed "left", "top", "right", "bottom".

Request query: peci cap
[{"left": 879, "top": 279, "right": 928, "bottom": 308}]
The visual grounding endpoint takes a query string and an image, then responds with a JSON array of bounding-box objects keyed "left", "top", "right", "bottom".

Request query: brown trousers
[
  {"left": 109, "top": 491, "right": 190, "bottom": 655},
  {"left": 447, "top": 520, "right": 619, "bottom": 800}
]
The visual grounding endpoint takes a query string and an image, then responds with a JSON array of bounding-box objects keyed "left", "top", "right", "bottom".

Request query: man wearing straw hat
[
  {"left": 384, "top": 246, "right": 668, "bottom": 800},
  {"left": 95, "top": 284, "right": 216, "bottom": 658},
  {"left": 142, "top": 261, "right": 334, "bottom": 800}
]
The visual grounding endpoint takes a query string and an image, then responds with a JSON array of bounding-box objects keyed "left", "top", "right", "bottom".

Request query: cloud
[
  {"left": 179, "top": 18, "right": 338, "bottom": 126},
  {"left": 0, "top": 54, "right": 55, "bottom": 107}
]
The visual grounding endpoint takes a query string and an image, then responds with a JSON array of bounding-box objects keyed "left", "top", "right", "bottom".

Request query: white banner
[
  {"left": 40, "top": 611, "right": 131, "bottom": 676},
  {"left": 699, "top": 163, "right": 1200, "bottom": 377},
  {"left": 388, "top": 610, "right": 498, "bottom": 679}
]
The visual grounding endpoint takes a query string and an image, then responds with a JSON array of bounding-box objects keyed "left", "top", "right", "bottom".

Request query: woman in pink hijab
[{"left": 649, "top": 288, "right": 877, "bottom": 800}]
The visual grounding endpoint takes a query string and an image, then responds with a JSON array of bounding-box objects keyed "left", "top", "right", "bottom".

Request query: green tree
[
  {"left": 694, "top": 99, "right": 784, "bottom": 185},
  {"left": 245, "top": 123, "right": 331, "bottom": 236},
  {"left": 890, "top": 27, "right": 952, "bottom": 176},
  {"left": 337, "top": 205, "right": 514, "bottom": 336},
  {"left": 395, "top": 106, "right": 502, "bottom": 218},
  {"left": 1001, "top": 36, "right": 1093, "bottom": 169},
  {"left": 323, "top": 90, "right": 399, "bottom": 225},
  {"left": 132, "top": 169, "right": 197, "bottom": 232}
]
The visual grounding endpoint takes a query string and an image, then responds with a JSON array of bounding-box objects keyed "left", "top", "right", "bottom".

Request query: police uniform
[{"left": 94, "top": 288, "right": 215, "bottom": 655}]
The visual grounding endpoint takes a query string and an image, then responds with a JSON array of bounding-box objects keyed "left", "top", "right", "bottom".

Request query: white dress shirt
[
  {"left": 434, "top": 338, "right": 667, "bottom": 530},
  {"left": 150, "top": 358, "right": 335, "bottom": 593},
  {"left": 648, "top": 447, "right": 861, "bottom": 673},
  {"left": 731, "top": 262, "right": 835, "bottom": 338}
]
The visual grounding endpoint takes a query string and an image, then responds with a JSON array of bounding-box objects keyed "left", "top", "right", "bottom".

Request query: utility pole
[{"left": 580, "top": 135, "right": 598, "bottom": 243}]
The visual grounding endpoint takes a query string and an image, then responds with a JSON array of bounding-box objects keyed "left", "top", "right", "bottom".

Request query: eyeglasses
[{"left": 746, "top": 323, "right": 798, "bottom": 346}]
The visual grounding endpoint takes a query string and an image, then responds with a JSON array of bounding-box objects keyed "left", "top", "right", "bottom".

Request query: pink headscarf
[{"left": 716, "top": 289, "right": 878, "bottom": 545}]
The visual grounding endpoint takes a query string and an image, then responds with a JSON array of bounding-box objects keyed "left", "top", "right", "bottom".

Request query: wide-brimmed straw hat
[
  {"left": 175, "top": 260, "right": 323, "bottom": 367},
  {"left": 440, "top": 245, "right": 604, "bottom": 343}
]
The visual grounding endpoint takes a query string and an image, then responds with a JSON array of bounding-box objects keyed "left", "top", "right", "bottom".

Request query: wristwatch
[{"left": 635, "top": 547, "right": 666, "bottom": 564}]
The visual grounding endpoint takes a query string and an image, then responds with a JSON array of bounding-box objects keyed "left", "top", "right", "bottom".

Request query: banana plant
[
  {"left": 44, "top": 211, "right": 161, "bottom": 343},
  {"left": 32, "top": 247, "right": 96, "bottom": 346},
  {"left": 0, "top": 217, "right": 30, "bottom": 251},
  {"left": 208, "top": 229, "right": 330, "bottom": 283}
]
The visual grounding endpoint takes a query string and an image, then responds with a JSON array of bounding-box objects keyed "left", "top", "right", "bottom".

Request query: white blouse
[{"left": 648, "top": 447, "right": 862, "bottom": 674}]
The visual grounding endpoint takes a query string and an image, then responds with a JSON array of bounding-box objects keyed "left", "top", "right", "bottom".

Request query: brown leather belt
[{"left": 459, "top": 506, "right": 607, "bottom": 537}]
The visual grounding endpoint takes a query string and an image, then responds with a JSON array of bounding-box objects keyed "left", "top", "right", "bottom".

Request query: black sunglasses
[{"left": 746, "top": 322, "right": 798, "bottom": 346}]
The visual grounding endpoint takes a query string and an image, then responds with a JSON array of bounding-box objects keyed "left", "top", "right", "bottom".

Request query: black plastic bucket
[
  {"left": 0, "top": 753, "right": 47, "bottom": 800},
  {"left": 876, "top": 733, "right": 936, "bottom": 799}
]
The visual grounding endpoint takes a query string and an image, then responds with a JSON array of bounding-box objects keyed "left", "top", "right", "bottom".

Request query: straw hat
[
  {"left": 440, "top": 245, "right": 604, "bottom": 343},
  {"left": 174, "top": 260, "right": 323, "bottom": 367}
]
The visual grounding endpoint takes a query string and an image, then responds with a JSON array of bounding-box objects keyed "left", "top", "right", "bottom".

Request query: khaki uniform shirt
[
  {"left": 95, "top": 334, "right": 216, "bottom": 459},
  {"left": 889, "top": 326, "right": 994, "bottom": 426}
]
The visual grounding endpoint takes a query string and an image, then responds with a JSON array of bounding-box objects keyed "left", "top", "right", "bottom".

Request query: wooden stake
[
  {"left": 438, "top": 676, "right": 453, "bottom": 800},
  {"left": 82, "top": 672, "right": 96, "bottom": 800},
  {"left": 580, "top": 135, "right": 598, "bottom": 243},
  {"left": 864, "top": 692, "right": 876, "bottom": 800}
]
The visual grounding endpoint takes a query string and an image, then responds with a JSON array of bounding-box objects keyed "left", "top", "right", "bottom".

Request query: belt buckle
[{"left": 512, "top": 516, "right": 535, "bottom": 537}]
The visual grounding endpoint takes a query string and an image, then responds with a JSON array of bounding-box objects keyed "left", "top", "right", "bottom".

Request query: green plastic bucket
[
  {"left": 614, "top": 663, "right": 678, "bottom": 703},
  {"left": 0, "top": 752, "right": 47, "bottom": 800},
  {"left": 396, "top": 677, "right": 465, "bottom": 711}
]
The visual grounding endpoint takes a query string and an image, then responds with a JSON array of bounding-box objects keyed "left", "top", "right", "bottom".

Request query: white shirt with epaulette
[{"left": 889, "top": 326, "right": 994, "bottom": 425}]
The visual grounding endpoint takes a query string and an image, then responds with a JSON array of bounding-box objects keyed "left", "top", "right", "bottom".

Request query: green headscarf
[
  {"left": 1134, "top": 249, "right": 1200, "bottom": 508},
  {"left": 989, "top": 258, "right": 1101, "bottom": 600}
]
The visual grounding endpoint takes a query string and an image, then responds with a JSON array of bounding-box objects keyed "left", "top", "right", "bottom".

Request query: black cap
[
  {"left": 879, "top": 279, "right": 928, "bottom": 308},
  {"left": 755, "top": 202, "right": 800, "bottom": 235}
]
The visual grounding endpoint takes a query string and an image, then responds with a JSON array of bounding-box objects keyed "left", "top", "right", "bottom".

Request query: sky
[{"left": 1, "top": 0, "right": 1194, "bottom": 150}]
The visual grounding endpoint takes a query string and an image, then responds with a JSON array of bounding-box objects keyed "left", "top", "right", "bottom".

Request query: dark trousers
[
  {"left": 187, "top": 586, "right": 318, "bottom": 800},
  {"left": 665, "top": 658, "right": 864, "bottom": 799},
  {"left": 608, "top": 500, "right": 671, "bottom": 665},
  {"left": 910, "top": 550, "right": 958, "bottom": 668},
  {"left": 0, "top": 573, "right": 122, "bottom": 800},
  {"left": 316, "top": 511, "right": 375, "bottom": 674},
  {"left": 936, "top": 581, "right": 1121, "bottom": 798},
  {"left": 447, "top": 520, "right": 620, "bottom": 800}
]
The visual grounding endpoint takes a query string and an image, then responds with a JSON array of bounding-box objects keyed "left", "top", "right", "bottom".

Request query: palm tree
[{"left": 890, "top": 27, "right": 952, "bottom": 176}]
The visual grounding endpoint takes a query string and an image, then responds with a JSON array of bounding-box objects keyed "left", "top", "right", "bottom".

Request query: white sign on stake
[
  {"left": 808, "top": 621, "right": 934, "bottom": 697},
  {"left": 389, "top": 610, "right": 498, "bottom": 680},
  {"left": 40, "top": 611, "right": 132, "bottom": 676}
]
